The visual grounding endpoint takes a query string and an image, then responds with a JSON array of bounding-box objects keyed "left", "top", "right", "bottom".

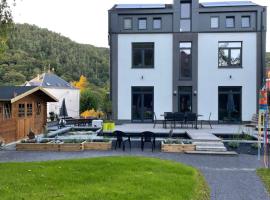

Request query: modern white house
[
  {"left": 109, "top": 0, "right": 267, "bottom": 123},
  {"left": 25, "top": 72, "right": 80, "bottom": 118}
]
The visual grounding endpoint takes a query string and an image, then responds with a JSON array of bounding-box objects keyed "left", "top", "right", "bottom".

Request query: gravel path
[{"left": 0, "top": 148, "right": 269, "bottom": 200}]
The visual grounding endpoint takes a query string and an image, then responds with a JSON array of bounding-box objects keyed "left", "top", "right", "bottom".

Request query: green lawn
[
  {"left": 257, "top": 168, "right": 270, "bottom": 193},
  {"left": 0, "top": 156, "right": 210, "bottom": 200}
]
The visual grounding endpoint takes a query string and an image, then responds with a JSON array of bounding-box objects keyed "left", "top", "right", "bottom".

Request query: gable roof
[
  {"left": 25, "top": 73, "right": 76, "bottom": 89},
  {"left": 0, "top": 86, "right": 58, "bottom": 103}
]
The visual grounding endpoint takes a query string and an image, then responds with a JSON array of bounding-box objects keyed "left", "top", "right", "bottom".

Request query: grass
[
  {"left": 0, "top": 156, "right": 210, "bottom": 200},
  {"left": 257, "top": 168, "right": 270, "bottom": 194}
]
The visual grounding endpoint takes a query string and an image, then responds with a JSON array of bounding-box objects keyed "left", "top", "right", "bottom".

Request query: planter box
[
  {"left": 16, "top": 142, "right": 59, "bottom": 151},
  {"left": 58, "top": 141, "right": 85, "bottom": 152},
  {"left": 84, "top": 141, "right": 112, "bottom": 151},
  {"left": 161, "top": 141, "right": 195, "bottom": 153}
]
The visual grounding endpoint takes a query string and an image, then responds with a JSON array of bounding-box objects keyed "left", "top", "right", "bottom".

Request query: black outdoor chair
[
  {"left": 200, "top": 112, "right": 212, "bottom": 129},
  {"left": 141, "top": 131, "right": 156, "bottom": 152},
  {"left": 185, "top": 113, "right": 197, "bottom": 128},
  {"left": 113, "top": 130, "right": 131, "bottom": 151},
  {"left": 174, "top": 112, "right": 185, "bottom": 128},
  {"left": 163, "top": 112, "right": 174, "bottom": 128}
]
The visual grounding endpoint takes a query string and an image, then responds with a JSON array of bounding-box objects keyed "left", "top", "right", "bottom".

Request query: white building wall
[
  {"left": 198, "top": 33, "right": 257, "bottom": 121},
  {"left": 44, "top": 88, "right": 80, "bottom": 118},
  {"left": 118, "top": 34, "right": 173, "bottom": 120}
]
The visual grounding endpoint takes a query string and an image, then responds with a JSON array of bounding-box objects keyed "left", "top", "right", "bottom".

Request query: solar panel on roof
[
  {"left": 201, "top": 1, "right": 257, "bottom": 7},
  {"left": 115, "top": 4, "right": 166, "bottom": 9}
]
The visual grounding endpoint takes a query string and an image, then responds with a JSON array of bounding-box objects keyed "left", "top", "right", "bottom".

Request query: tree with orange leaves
[{"left": 72, "top": 75, "right": 88, "bottom": 90}]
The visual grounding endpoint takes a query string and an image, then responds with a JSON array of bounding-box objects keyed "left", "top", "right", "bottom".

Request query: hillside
[{"left": 0, "top": 23, "right": 109, "bottom": 86}]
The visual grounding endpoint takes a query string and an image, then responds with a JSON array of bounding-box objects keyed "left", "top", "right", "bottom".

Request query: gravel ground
[{"left": 0, "top": 146, "right": 269, "bottom": 200}]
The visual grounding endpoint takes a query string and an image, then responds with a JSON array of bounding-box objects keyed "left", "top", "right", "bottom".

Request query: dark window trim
[
  {"left": 179, "top": 41, "right": 192, "bottom": 80},
  {"left": 218, "top": 41, "right": 242, "bottom": 68},
  {"left": 225, "top": 16, "right": 235, "bottom": 28},
  {"left": 123, "top": 17, "right": 133, "bottom": 30},
  {"left": 241, "top": 16, "right": 251, "bottom": 28},
  {"left": 178, "top": 86, "right": 193, "bottom": 113},
  {"left": 132, "top": 42, "right": 154, "bottom": 69},
  {"left": 138, "top": 18, "right": 147, "bottom": 30},
  {"left": 210, "top": 16, "right": 219, "bottom": 29},
  {"left": 153, "top": 17, "right": 162, "bottom": 30}
]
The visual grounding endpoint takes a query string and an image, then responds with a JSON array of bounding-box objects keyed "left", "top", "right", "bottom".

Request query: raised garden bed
[
  {"left": 16, "top": 141, "right": 60, "bottom": 151},
  {"left": 161, "top": 140, "right": 195, "bottom": 153},
  {"left": 84, "top": 140, "right": 112, "bottom": 151},
  {"left": 58, "top": 140, "right": 85, "bottom": 152}
]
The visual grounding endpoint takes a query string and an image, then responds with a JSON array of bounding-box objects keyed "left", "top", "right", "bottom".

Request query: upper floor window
[
  {"left": 211, "top": 17, "right": 219, "bottom": 28},
  {"left": 241, "top": 16, "right": 250, "bottom": 28},
  {"left": 153, "top": 18, "right": 161, "bottom": 29},
  {"left": 138, "top": 18, "right": 147, "bottom": 30},
  {"left": 132, "top": 43, "right": 154, "bottom": 68},
  {"left": 124, "top": 18, "right": 132, "bottom": 30},
  {"left": 179, "top": 42, "right": 192, "bottom": 79},
  {"left": 180, "top": 2, "right": 191, "bottom": 32},
  {"left": 226, "top": 16, "right": 235, "bottom": 28},
  {"left": 18, "top": 103, "right": 25, "bottom": 117},
  {"left": 27, "top": 103, "right": 33, "bottom": 116},
  {"left": 218, "top": 42, "right": 242, "bottom": 68}
]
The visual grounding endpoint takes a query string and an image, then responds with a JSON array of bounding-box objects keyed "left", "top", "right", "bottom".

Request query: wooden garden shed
[{"left": 0, "top": 86, "right": 58, "bottom": 143}]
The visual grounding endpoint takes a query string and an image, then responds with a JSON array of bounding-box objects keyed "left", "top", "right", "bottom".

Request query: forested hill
[{"left": 0, "top": 23, "right": 109, "bottom": 86}]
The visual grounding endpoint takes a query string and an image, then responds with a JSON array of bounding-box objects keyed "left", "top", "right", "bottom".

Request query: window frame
[
  {"left": 132, "top": 42, "right": 154, "bottom": 69},
  {"left": 36, "top": 102, "right": 42, "bottom": 116},
  {"left": 138, "top": 18, "right": 147, "bottom": 30},
  {"left": 241, "top": 16, "right": 251, "bottom": 28},
  {"left": 153, "top": 18, "right": 162, "bottom": 30},
  {"left": 226, "top": 16, "right": 235, "bottom": 28},
  {"left": 123, "top": 18, "right": 133, "bottom": 30},
  {"left": 180, "top": 2, "right": 191, "bottom": 32},
  {"left": 18, "top": 103, "right": 25, "bottom": 118},
  {"left": 210, "top": 16, "right": 219, "bottom": 29},
  {"left": 3, "top": 103, "right": 11, "bottom": 119},
  {"left": 27, "top": 103, "right": 33, "bottom": 116},
  {"left": 218, "top": 41, "right": 242, "bottom": 68},
  {"left": 179, "top": 41, "right": 192, "bottom": 79}
]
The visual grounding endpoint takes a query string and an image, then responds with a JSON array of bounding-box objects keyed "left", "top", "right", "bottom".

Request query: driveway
[{"left": 0, "top": 148, "right": 269, "bottom": 200}]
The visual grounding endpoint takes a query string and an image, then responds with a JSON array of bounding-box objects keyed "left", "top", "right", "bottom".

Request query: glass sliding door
[
  {"left": 132, "top": 87, "right": 154, "bottom": 123},
  {"left": 178, "top": 86, "right": 192, "bottom": 113},
  {"left": 218, "top": 86, "right": 242, "bottom": 123}
]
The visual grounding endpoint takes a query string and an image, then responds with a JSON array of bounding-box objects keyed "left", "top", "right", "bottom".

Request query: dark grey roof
[
  {"left": 200, "top": 1, "right": 258, "bottom": 7},
  {"left": 115, "top": 4, "right": 166, "bottom": 9},
  {"left": 0, "top": 86, "right": 36, "bottom": 101},
  {"left": 27, "top": 73, "right": 75, "bottom": 89}
]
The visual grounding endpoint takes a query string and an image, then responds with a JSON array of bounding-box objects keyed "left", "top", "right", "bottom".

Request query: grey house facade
[{"left": 109, "top": 0, "right": 267, "bottom": 123}]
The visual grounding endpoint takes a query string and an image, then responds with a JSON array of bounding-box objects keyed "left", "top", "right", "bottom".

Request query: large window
[
  {"left": 3, "top": 103, "right": 11, "bottom": 119},
  {"left": 153, "top": 18, "right": 161, "bottom": 29},
  {"left": 211, "top": 17, "right": 219, "bottom": 28},
  {"left": 226, "top": 16, "right": 235, "bottom": 28},
  {"left": 138, "top": 18, "right": 147, "bottom": 30},
  {"left": 123, "top": 18, "right": 132, "bottom": 30},
  {"left": 179, "top": 42, "right": 192, "bottom": 79},
  {"left": 18, "top": 103, "right": 25, "bottom": 117},
  {"left": 218, "top": 42, "right": 242, "bottom": 68},
  {"left": 180, "top": 2, "right": 191, "bottom": 32},
  {"left": 241, "top": 16, "right": 250, "bottom": 28},
  {"left": 132, "top": 43, "right": 154, "bottom": 68},
  {"left": 27, "top": 103, "right": 33, "bottom": 116}
]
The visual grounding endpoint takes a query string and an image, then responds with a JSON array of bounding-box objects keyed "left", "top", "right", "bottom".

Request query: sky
[{"left": 11, "top": 0, "right": 270, "bottom": 51}]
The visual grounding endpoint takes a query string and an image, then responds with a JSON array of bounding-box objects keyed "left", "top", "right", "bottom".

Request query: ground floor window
[
  {"left": 178, "top": 86, "right": 192, "bottom": 113},
  {"left": 132, "top": 87, "right": 154, "bottom": 122},
  {"left": 3, "top": 103, "right": 11, "bottom": 119},
  {"left": 218, "top": 86, "right": 242, "bottom": 122}
]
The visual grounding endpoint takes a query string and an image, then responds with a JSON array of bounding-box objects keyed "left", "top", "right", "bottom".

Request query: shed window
[
  {"left": 36, "top": 102, "right": 41, "bottom": 115},
  {"left": 18, "top": 104, "right": 25, "bottom": 117},
  {"left": 3, "top": 103, "right": 11, "bottom": 119},
  {"left": 27, "top": 103, "right": 33, "bottom": 116}
]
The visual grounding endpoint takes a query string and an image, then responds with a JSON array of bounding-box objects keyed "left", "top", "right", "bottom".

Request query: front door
[
  {"left": 218, "top": 86, "right": 242, "bottom": 123},
  {"left": 178, "top": 86, "right": 192, "bottom": 113},
  {"left": 132, "top": 87, "right": 154, "bottom": 122}
]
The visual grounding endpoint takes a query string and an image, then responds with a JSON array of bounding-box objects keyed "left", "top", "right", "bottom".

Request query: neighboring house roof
[
  {"left": 0, "top": 86, "right": 58, "bottom": 103},
  {"left": 25, "top": 73, "right": 77, "bottom": 89},
  {"left": 200, "top": 1, "right": 258, "bottom": 8}
]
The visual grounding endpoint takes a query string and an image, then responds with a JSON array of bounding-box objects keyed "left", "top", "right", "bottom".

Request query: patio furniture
[
  {"left": 174, "top": 112, "right": 185, "bottom": 128},
  {"left": 200, "top": 113, "right": 212, "bottom": 129},
  {"left": 163, "top": 112, "right": 174, "bottom": 128},
  {"left": 141, "top": 131, "right": 156, "bottom": 152},
  {"left": 185, "top": 113, "right": 197, "bottom": 128},
  {"left": 113, "top": 130, "right": 131, "bottom": 151}
]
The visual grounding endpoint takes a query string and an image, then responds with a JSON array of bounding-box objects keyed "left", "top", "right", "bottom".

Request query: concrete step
[
  {"left": 193, "top": 141, "right": 225, "bottom": 147},
  {"left": 185, "top": 151, "right": 238, "bottom": 155},
  {"left": 196, "top": 146, "right": 227, "bottom": 152}
]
